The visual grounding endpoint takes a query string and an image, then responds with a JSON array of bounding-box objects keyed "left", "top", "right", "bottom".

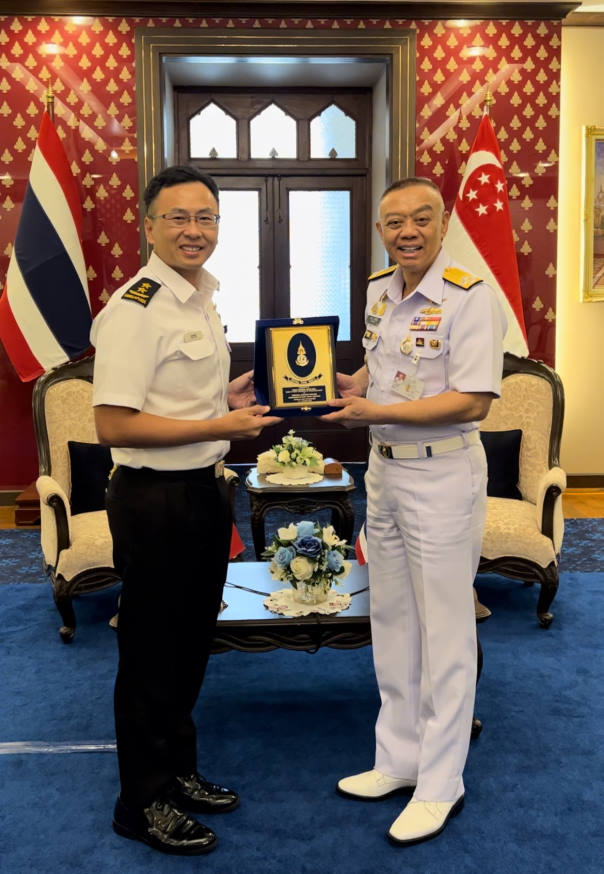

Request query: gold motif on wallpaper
[{"left": 0, "top": 14, "right": 560, "bottom": 366}]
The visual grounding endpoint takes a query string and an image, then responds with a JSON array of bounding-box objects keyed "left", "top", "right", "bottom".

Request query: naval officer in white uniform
[{"left": 322, "top": 177, "right": 506, "bottom": 846}]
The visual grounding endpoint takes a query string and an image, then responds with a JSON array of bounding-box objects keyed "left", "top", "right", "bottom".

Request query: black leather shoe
[
  {"left": 112, "top": 795, "right": 218, "bottom": 855},
  {"left": 169, "top": 773, "right": 240, "bottom": 814}
]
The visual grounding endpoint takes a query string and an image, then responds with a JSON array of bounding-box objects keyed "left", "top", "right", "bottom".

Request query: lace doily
[
  {"left": 265, "top": 472, "right": 324, "bottom": 486},
  {"left": 263, "top": 587, "right": 351, "bottom": 617}
]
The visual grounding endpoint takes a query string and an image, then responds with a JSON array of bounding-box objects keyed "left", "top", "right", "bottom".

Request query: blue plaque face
[{"left": 286, "top": 332, "right": 316, "bottom": 379}]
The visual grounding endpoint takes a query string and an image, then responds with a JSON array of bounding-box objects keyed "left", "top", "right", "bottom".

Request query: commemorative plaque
[{"left": 253, "top": 316, "right": 339, "bottom": 416}]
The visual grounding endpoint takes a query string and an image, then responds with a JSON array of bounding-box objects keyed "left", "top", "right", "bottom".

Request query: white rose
[
  {"left": 321, "top": 525, "right": 341, "bottom": 546},
  {"left": 277, "top": 449, "right": 290, "bottom": 464},
  {"left": 277, "top": 523, "right": 299, "bottom": 541},
  {"left": 290, "top": 555, "right": 315, "bottom": 581}
]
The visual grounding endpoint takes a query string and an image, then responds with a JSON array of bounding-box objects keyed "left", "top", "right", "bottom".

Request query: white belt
[{"left": 373, "top": 429, "right": 480, "bottom": 460}]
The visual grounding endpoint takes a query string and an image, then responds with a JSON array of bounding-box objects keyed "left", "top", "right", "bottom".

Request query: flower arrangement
[
  {"left": 256, "top": 429, "right": 324, "bottom": 478},
  {"left": 262, "top": 519, "right": 352, "bottom": 594}
]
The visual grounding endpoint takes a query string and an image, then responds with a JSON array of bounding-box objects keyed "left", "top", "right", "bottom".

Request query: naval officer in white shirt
[{"left": 322, "top": 176, "right": 506, "bottom": 846}]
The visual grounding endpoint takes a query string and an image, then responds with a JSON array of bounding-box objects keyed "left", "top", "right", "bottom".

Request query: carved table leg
[
  {"left": 330, "top": 496, "right": 355, "bottom": 545},
  {"left": 249, "top": 497, "right": 270, "bottom": 561}
]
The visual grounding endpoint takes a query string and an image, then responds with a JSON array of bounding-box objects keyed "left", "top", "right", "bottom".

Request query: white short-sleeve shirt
[
  {"left": 363, "top": 247, "right": 507, "bottom": 445},
  {"left": 91, "top": 251, "right": 231, "bottom": 470}
]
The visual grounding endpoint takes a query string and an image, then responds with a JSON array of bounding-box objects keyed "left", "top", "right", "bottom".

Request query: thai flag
[
  {"left": 354, "top": 522, "right": 368, "bottom": 566},
  {"left": 0, "top": 111, "right": 91, "bottom": 382}
]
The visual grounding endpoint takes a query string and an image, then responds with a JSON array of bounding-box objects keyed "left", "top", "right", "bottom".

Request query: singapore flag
[{"left": 443, "top": 112, "right": 529, "bottom": 357}]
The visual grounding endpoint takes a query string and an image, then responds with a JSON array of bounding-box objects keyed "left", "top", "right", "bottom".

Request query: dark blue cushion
[
  {"left": 480, "top": 429, "right": 522, "bottom": 500},
  {"left": 68, "top": 441, "right": 113, "bottom": 515}
]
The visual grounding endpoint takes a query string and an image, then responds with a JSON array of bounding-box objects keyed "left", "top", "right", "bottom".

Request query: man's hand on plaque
[
  {"left": 320, "top": 396, "right": 380, "bottom": 428},
  {"left": 222, "top": 406, "right": 283, "bottom": 439},
  {"left": 228, "top": 370, "right": 257, "bottom": 409}
]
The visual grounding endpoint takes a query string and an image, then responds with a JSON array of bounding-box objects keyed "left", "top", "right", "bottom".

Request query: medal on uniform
[
  {"left": 371, "top": 301, "right": 387, "bottom": 317},
  {"left": 400, "top": 336, "right": 413, "bottom": 355},
  {"left": 429, "top": 338, "right": 442, "bottom": 350}
]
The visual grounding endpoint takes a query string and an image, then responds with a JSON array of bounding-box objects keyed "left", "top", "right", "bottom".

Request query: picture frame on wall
[{"left": 581, "top": 126, "right": 604, "bottom": 302}]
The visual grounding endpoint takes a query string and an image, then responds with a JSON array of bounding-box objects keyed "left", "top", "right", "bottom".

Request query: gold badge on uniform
[
  {"left": 429, "top": 338, "right": 442, "bottom": 350},
  {"left": 371, "top": 301, "right": 387, "bottom": 317},
  {"left": 415, "top": 337, "right": 425, "bottom": 347},
  {"left": 400, "top": 337, "right": 413, "bottom": 355},
  {"left": 419, "top": 306, "right": 442, "bottom": 315}
]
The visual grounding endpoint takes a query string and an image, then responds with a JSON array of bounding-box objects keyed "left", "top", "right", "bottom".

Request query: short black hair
[
  {"left": 381, "top": 176, "right": 443, "bottom": 201},
  {"left": 143, "top": 165, "right": 219, "bottom": 212}
]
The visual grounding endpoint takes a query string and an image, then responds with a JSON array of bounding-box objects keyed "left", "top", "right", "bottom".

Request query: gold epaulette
[
  {"left": 442, "top": 266, "right": 482, "bottom": 290},
  {"left": 368, "top": 265, "right": 397, "bottom": 282},
  {"left": 121, "top": 277, "right": 161, "bottom": 307}
]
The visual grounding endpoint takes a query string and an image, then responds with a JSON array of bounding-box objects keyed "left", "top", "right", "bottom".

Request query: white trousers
[{"left": 366, "top": 442, "right": 487, "bottom": 801}]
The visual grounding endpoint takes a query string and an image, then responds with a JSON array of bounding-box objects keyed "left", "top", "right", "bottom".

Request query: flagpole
[
  {"left": 483, "top": 87, "right": 494, "bottom": 117},
  {"left": 45, "top": 85, "right": 54, "bottom": 123}
]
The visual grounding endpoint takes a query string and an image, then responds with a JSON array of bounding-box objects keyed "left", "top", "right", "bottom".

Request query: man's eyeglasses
[{"left": 148, "top": 211, "right": 220, "bottom": 229}]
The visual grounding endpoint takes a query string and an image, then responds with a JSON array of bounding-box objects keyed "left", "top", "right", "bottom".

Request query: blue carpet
[{"left": 1, "top": 552, "right": 603, "bottom": 873}]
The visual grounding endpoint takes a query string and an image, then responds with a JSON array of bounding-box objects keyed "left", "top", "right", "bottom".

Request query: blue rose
[
  {"left": 273, "top": 545, "right": 295, "bottom": 568},
  {"left": 294, "top": 535, "right": 322, "bottom": 558},
  {"left": 296, "top": 520, "right": 316, "bottom": 538},
  {"left": 326, "top": 549, "right": 344, "bottom": 572}
]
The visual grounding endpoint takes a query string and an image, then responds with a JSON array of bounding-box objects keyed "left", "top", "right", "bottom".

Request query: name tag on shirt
[
  {"left": 392, "top": 370, "right": 424, "bottom": 400},
  {"left": 183, "top": 330, "right": 204, "bottom": 343}
]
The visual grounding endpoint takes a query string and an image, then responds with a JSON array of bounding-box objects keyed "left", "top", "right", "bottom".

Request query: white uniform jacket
[
  {"left": 91, "top": 251, "right": 231, "bottom": 471},
  {"left": 363, "top": 247, "right": 507, "bottom": 446}
]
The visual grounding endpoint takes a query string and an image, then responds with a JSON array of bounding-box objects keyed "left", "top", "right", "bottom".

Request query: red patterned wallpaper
[{"left": 0, "top": 14, "right": 561, "bottom": 488}]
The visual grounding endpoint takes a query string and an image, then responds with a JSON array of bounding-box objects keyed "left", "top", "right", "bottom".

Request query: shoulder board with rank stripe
[
  {"left": 121, "top": 277, "right": 161, "bottom": 306},
  {"left": 368, "top": 265, "right": 397, "bottom": 282},
  {"left": 442, "top": 266, "right": 482, "bottom": 290}
]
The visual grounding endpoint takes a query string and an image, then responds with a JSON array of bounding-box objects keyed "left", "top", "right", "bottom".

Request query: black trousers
[{"left": 105, "top": 464, "right": 232, "bottom": 808}]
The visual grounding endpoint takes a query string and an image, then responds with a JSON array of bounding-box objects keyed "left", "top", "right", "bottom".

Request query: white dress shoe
[
  {"left": 387, "top": 795, "right": 465, "bottom": 846},
  {"left": 336, "top": 769, "right": 416, "bottom": 801}
]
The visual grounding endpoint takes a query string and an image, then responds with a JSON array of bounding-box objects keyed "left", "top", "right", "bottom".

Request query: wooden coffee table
[
  {"left": 213, "top": 560, "right": 484, "bottom": 739},
  {"left": 244, "top": 466, "right": 357, "bottom": 560},
  {"left": 212, "top": 560, "right": 370, "bottom": 654}
]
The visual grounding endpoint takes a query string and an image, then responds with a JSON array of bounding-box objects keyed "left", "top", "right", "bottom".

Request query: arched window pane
[
  {"left": 205, "top": 190, "right": 259, "bottom": 342},
  {"left": 289, "top": 190, "right": 350, "bottom": 341},
  {"left": 190, "top": 102, "right": 236, "bottom": 158},
  {"left": 310, "top": 104, "right": 356, "bottom": 159},
  {"left": 250, "top": 104, "right": 296, "bottom": 159}
]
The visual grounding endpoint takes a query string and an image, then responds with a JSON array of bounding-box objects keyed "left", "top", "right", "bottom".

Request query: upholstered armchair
[
  {"left": 33, "top": 356, "right": 120, "bottom": 643},
  {"left": 33, "top": 355, "right": 241, "bottom": 643},
  {"left": 478, "top": 353, "right": 566, "bottom": 628}
]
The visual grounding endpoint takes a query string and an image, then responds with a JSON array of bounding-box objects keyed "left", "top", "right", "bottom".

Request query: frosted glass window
[
  {"left": 204, "top": 190, "right": 259, "bottom": 343},
  {"left": 310, "top": 104, "right": 356, "bottom": 159},
  {"left": 190, "top": 102, "right": 236, "bottom": 158},
  {"left": 289, "top": 190, "right": 350, "bottom": 341},
  {"left": 250, "top": 104, "right": 296, "bottom": 159}
]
